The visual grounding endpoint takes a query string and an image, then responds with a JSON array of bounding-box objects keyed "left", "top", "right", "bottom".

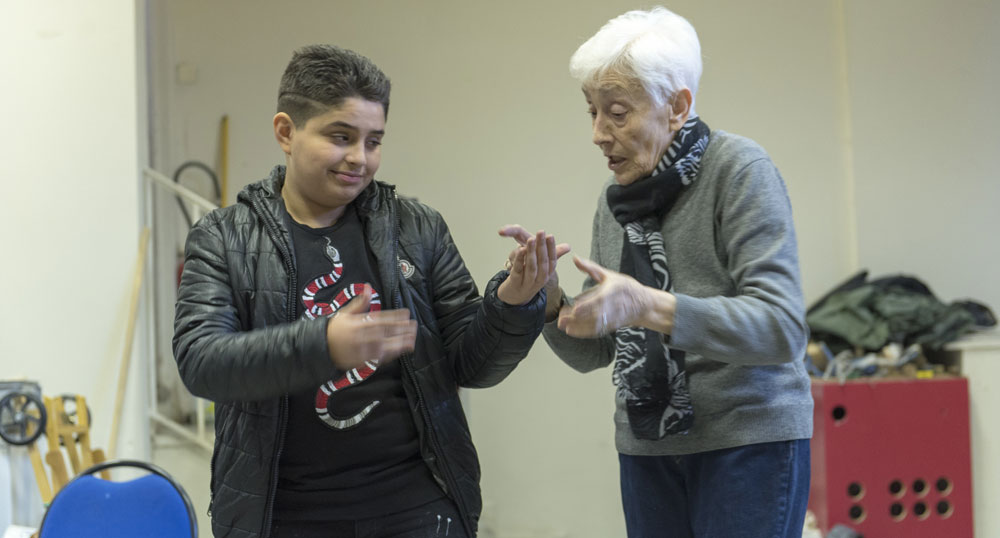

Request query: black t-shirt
[{"left": 274, "top": 203, "right": 443, "bottom": 521}]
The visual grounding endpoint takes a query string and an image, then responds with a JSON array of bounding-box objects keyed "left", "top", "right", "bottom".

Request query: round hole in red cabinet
[
  {"left": 849, "top": 504, "right": 866, "bottom": 523},
  {"left": 890, "top": 502, "right": 906, "bottom": 521},
  {"left": 936, "top": 500, "right": 953, "bottom": 518}
]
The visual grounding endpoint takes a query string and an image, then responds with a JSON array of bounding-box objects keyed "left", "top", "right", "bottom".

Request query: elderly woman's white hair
[{"left": 570, "top": 6, "right": 702, "bottom": 114}]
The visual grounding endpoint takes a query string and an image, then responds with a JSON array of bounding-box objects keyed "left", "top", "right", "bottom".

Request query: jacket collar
[{"left": 239, "top": 165, "right": 396, "bottom": 220}]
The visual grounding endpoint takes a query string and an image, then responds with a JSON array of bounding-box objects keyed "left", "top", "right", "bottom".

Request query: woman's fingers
[
  {"left": 557, "top": 308, "right": 591, "bottom": 337},
  {"left": 573, "top": 256, "right": 608, "bottom": 284},
  {"left": 571, "top": 295, "right": 604, "bottom": 330},
  {"left": 557, "top": 305, "right": 606, "bottom": 337}
]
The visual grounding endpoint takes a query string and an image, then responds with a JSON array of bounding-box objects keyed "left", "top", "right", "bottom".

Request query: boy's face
[{"left": 276, "top": 97, "right": 386, "bottom": 214}]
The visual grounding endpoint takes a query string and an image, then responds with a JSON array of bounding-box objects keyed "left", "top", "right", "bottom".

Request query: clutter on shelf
[{"left": 804, "top": 270, "right": 996, "bottom": 381}]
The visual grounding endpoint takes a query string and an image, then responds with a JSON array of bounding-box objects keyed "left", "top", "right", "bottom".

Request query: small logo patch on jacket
[{"left": 399, "top": 259, "right": 415, "bottom": 279}]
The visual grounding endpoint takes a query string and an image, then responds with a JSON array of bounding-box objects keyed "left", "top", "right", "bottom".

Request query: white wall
[
  {"left": 846, "top": 0, "right": 1000, "bottom": 313},
  {"left": 0, "top": 0, "right": 148, "bottom": 518},
  {"left": 146, "top": 1, "right": 999, "bottom": 536}
]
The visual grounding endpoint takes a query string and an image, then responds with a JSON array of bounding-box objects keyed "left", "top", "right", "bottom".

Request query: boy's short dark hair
[{"left": 277, "top": 45, "right": 391, "bottom": 126}]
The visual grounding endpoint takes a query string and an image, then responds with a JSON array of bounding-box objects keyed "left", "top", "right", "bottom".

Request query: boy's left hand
[{"left": 496, "top": 227, "right": 570, "bottom": 306}]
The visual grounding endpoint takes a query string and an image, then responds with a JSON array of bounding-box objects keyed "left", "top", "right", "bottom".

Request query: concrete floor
[{"left": 150, "top": 432, "right": 826, "bottom": 538}]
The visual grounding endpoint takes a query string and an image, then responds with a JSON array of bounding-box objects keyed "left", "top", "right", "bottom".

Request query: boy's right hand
[{"left": 326, "top": 285, "right": 417, "bottom": 370}]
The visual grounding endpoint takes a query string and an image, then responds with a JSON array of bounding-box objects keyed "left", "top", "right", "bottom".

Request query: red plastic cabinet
[{"left": 809, "top": 377, "right": 973, "bottom": 537}]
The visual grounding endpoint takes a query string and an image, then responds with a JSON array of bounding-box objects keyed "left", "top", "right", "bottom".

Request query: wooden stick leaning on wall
[
  {"left": 107, "top": 227, "right": 151, "bottom": 459},
  {"left": 219, "top": 114, "right": 229, "bottom": 207},
  {"left": 28, "top": 442, "right": 52, "bottom": 505}
]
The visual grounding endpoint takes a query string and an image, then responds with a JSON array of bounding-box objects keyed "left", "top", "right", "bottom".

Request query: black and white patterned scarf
[{"left": 605, "top": 116, "right": 709, "bottom": 439}]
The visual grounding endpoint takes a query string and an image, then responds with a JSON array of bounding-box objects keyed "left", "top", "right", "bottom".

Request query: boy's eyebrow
[{"left": 324, "top": 121, "right": 385, "bottom": 136}]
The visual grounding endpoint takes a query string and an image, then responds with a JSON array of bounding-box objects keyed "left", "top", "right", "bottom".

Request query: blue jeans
[{"left": 619, "top": 439, "right": 810, "bottom": 538}]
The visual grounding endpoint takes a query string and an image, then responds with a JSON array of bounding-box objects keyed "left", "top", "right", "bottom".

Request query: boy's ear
[{"left": 273, "top": 112, "right": 295, "bottom": 154}]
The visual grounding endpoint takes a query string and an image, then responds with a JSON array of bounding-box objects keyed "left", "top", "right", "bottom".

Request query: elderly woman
[{"left": 504, "top": 7, "right": 812, "bottom": 538}]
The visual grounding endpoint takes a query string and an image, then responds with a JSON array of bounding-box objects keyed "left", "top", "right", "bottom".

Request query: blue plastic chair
[{"left": 39, "top": 459, "right": 197, "bottom": 538}]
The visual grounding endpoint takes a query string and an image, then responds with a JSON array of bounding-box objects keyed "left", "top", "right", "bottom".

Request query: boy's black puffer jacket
[{"left": 173, "top": 166, "right": 545, "bottom": 538}]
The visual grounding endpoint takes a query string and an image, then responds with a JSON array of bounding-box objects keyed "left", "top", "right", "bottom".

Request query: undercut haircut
[{"left": 277, "top": 44, "right": 391, "bottom": 126}]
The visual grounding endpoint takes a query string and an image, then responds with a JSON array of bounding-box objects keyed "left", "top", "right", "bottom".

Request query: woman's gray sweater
[{"left": 543, "top": 130, "right": 813, "bottom": 455}]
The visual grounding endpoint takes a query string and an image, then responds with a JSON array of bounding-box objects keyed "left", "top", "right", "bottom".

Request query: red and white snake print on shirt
[{"left": 302, "top": 238, "right": 383, "bottom": 430}]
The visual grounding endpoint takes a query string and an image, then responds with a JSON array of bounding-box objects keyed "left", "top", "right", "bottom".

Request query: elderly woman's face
[{"left": 584, "top": 76, "right": 676, "bottom": 186}]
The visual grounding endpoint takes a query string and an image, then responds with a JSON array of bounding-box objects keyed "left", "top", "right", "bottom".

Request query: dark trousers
[
  {"left": 270, "top": 497, "right": 467, "bottom": 538},
  {"left": 619, "top": 439, "right": 810, "bottom": 538}
]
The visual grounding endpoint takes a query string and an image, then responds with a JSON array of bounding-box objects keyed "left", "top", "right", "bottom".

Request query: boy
[{"left": 173, "top": 45, "right": 562, "bottom": 538}]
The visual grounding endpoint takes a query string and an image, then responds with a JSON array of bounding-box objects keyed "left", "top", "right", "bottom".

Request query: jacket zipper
[
  {"left": 240, "top": 185, "right": 472, "bottom": 536},
  {"left": 388, "top": 191, "right": 475, "bottom": 538},
  {"left": 250, "top": 190, "right": 296, "bottom": 538},
  {"left": 399, "top": 355, "right": 475, "bottom": 537}
]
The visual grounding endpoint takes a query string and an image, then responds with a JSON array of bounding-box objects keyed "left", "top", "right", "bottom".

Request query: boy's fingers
[
  {"left": 498, "top": 225, "right": 532, "bottom": 245},
  {"left": 523, "top": 237, "right": 538, "bottom": 284},
  {"left": 340, "top": 287, "right": 372, "bottom": 315},
  {"left": 534, "top": 233, "right": 549, "bottom": 282},
  {"left": 545, "top": 235, "right": 557, "bottom": 273},
  {"left": 369, "top": 308, "right": 412, "bottom": 323},
  {"left": 378, "top": 329, "right": 418, "bottom": 359},
  {"left": 385, "top": 327, "right": 417, "bottom": 349},
  {"left": 383, "top": 320, "right": 418, "bottom": 338},
  {"left": 511, "top": 243, "right": 527, "bottom": 280}
]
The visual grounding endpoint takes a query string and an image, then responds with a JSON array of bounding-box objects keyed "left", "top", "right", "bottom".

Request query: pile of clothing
[{"left": 804, "top": 270, "right": 996, "bottom": 380}]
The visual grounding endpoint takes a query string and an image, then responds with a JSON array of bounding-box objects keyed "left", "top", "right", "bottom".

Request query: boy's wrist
[{"left": 545, "top": 288, "right": 565, "bottom": 323}]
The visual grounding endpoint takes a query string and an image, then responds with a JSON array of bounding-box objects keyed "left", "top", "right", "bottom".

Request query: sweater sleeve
[
  {"left": 669, "top": 157, "right": 808, "bottom": 365},
  {"left": 172, "top": 214, "right": 337, "bottom": 402},
  {"left": 541, "top": 196, "right": 616, "bottom": 373}
]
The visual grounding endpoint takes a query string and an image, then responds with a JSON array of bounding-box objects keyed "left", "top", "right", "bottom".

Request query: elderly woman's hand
[
  {"left": 496, "top": 226, "right": 571, "bottom": 306},
  {"left": 558, "top": 256, "right": 676, "bottom": 337}
]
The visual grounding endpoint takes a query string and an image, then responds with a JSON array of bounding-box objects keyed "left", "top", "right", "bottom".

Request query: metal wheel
[
  {"left": 56, "top": 394, "right": 92, "bottom": 445},
  {"left": 58, "top": 394, "right": 92, "bottom": 427},
  {"left": 0, "top": 391, "right": 47, "bottom": 446}
]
